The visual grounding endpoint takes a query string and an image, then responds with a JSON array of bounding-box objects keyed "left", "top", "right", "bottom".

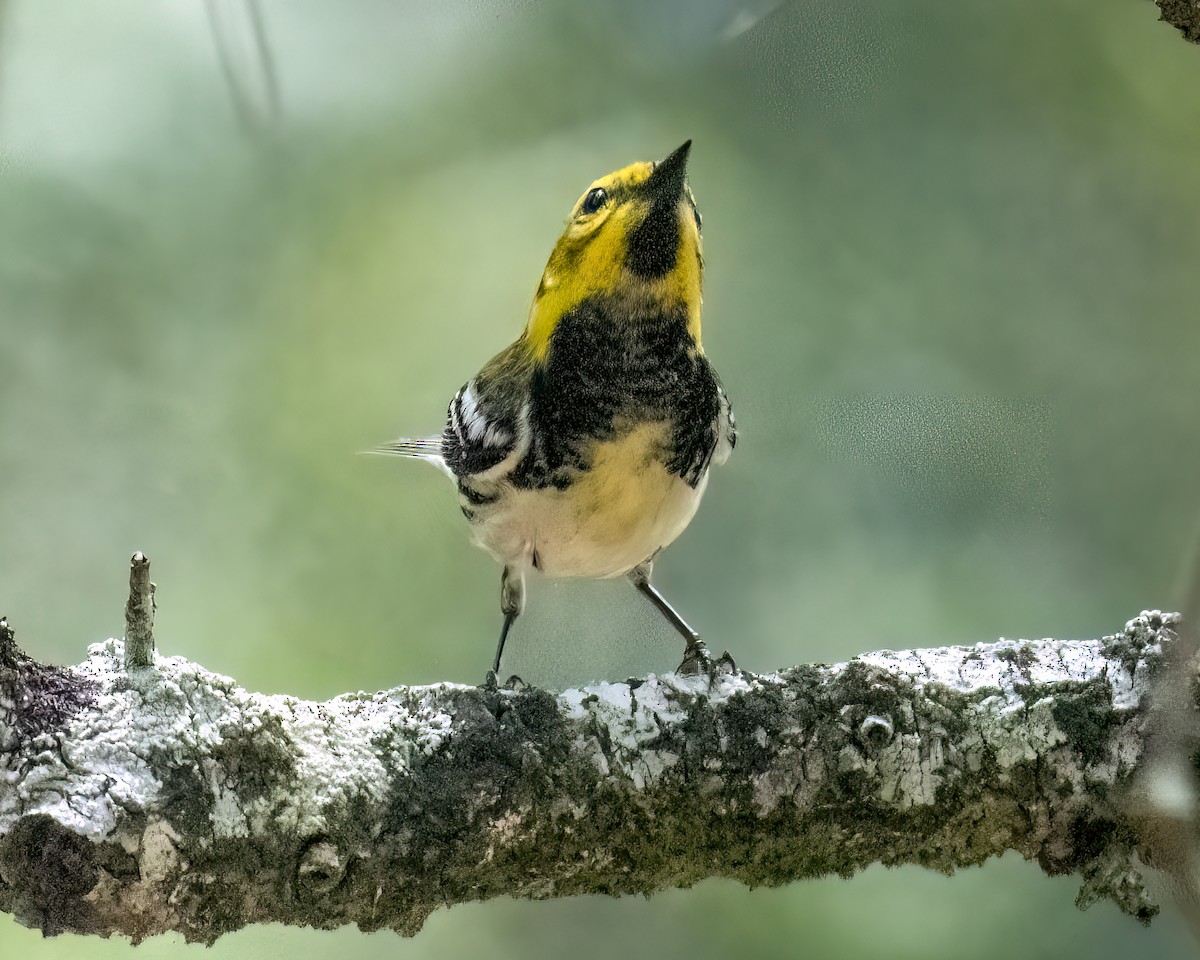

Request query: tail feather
[
  {"left": 370, "top": 437, "right": 443, "bottom": 458},
  {"left": 363, "top": 437, "right": 453, "bottom": 479}
]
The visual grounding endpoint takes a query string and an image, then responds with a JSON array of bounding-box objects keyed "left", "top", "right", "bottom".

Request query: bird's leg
[
  {"left": 490, "top": 563, "right": 525, "bottom": 681},
  {"left": 628, "top": 561, "right": 728, "bottom": 676}
]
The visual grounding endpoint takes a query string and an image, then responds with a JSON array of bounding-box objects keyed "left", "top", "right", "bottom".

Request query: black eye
[{"left": 580, "top": 187, "right": 607, "bottom": 215}]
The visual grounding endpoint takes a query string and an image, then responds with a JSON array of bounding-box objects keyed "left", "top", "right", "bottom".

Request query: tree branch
[
  {"left": 1157, "top": 0, "right": 1200, "bottom": 44},
  {"left": 0, "top": 569, "right": 1195, "bottom": 943}
]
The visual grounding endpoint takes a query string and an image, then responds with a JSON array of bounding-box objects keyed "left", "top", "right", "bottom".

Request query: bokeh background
[{"left": 2, "top": 0, "right": 1199, "bottom": 956}]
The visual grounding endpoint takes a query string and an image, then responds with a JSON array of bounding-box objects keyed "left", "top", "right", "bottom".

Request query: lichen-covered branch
[
  {"left": 0, "top": 609, "right": 1193, "bottom": 943},
  {"left": 1157, "top": 0, "right": 1200, "bottom": 44}
]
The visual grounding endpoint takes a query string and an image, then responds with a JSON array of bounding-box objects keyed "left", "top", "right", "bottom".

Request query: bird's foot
[
  {"left": 481, "top": 669, "right": 528, "bottom": 691},
  {"left": 677, "top": 639, "right": 737, "bottom": 679},
  {"left": 715, "top": 649, "right": 737, "bottom": 675},
  {"left": 678, "top": 638, "right": 711, "bottom": 676}
]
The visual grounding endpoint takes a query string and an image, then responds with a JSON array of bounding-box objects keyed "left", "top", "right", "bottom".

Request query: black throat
[{"left": 625, "top": 198, "right": 680, "bottom": 278}]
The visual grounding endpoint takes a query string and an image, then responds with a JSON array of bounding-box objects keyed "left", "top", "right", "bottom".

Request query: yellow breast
[
  {"left": 569, "top": 423, "right": 678, "bottom": 549},
  {"left": 472, "top": 422, "right": 708, "bottom": 579}
]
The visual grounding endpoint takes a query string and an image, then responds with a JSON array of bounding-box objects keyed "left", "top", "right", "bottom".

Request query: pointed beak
[
  {"left": 625, "top": 140, "right": 694, "bottom": 278},
  {"left": 645, "top": 139, "right": 692, "bottom": 200}
]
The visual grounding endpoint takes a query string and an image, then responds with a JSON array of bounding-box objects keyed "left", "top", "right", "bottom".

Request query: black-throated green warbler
[{"left": 375, "top": 141, "right": 736, "bottom": 678}]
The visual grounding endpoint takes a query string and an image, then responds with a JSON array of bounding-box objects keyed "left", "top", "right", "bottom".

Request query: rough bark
[
  {"left": 123, "top": 552, "right": 155, "bottom": 669},
  {"left": 1157, "top": 0, "right": 1200, "bottom": 43},
  {"left": 0, "top": 609, "right": 1194, "bottom": 943}
]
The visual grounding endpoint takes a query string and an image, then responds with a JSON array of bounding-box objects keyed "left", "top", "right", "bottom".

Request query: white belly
[{"left": 471, "top": 423, "right": 708, "bottom": 579}]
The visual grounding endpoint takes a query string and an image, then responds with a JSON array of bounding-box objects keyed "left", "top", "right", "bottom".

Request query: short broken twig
[{"left": 123, "top": 551, "right": 155, "bottom": 668}]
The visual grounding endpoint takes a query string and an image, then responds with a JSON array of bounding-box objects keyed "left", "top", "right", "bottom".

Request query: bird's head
[{"left": 524, "top": 141, "right": 704, "bottom": 360}]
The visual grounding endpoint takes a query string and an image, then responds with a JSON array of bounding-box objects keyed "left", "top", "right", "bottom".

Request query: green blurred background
[{"left": 2, "top": 0, "right": 1199, "bottom": 956}]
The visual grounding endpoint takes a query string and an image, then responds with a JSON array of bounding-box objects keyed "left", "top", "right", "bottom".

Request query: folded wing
[{"left": 442, "top": 379, "right": 530, "bottom": 483}]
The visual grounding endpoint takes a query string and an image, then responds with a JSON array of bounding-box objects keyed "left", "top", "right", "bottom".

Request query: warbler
[{"left": 375, "top": 141, "right": 736, "bottom": 678}]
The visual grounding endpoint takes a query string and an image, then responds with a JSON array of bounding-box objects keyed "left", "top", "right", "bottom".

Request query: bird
[{"left": 373, "top": 141, "right": 736, "bottom": 680}]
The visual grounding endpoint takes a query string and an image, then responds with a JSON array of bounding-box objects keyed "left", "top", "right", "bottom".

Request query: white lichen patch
[
  {"left": 978, "top": 695, "right": 1066, "bottom": 771},
  {"left": 856, "top": 638, "right": 1104, "bottom": 702},
  {"left": 557, "top": 670, "right": 758, "bottom": 787},
  {"left": 1, "top": 639, "right": 460, "bottom": 844},
  {"left": 853, "top": 633, "right": 1154, "bottom": 715},
  {"left": 802, "top": 623, "right": 1167, "bottom": 816}
]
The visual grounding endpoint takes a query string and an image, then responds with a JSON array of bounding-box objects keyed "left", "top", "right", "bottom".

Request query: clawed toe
[
  {"left": 678, "top": 640, "right": 736, "bottom": 679},
  {"left": 480, "top": 669, "right": 528, "bottom": 691},
  {"left": 678, "top": 639, "right": 712, "bottom": 676}
]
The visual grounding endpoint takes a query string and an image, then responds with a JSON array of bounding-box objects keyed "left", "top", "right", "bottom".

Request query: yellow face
[{"left": 524, "top": 145, "right": 704, "bottom": 361}]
